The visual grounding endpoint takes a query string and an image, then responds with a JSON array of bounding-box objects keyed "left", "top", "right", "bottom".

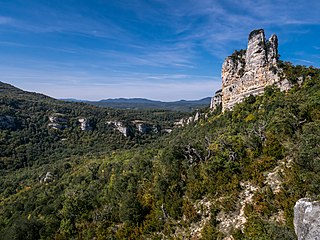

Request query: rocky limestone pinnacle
[
  {"left": 210, "top": 89, "right": 222, "bottom": 110},
  {"left": 245, "top": 29, "right": 267, "bottom": 69},
  {"left": 267, "top": 34, "right": 279, "bottom": 65},
  {"left": 211, "top": 29, "right": 290, "bottom": 111}
]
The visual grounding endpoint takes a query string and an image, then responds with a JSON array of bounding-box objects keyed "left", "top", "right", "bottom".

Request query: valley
[
  {"left": 1, "top": 28, "right": 320, "bottom": 239},
  {"left": 0, "top": 60, "right": 319, "bottom": 239}
]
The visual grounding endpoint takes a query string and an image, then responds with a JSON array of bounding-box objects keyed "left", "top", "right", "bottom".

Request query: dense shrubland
[{"left": 0, "top": 64, "right": 319, "bottom": 239}]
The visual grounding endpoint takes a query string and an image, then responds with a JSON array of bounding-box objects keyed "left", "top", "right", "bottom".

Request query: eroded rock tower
[{"left": 211, "top": 29, "right": 290, "bottom": 111}]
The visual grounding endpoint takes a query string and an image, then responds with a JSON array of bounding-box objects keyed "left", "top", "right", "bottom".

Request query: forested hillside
[
  {"left": 64, "top": 97, "right": 211, "bottom": 112},
  {"left": 0, "top": 81, "right": 187, "bottom": 171},
  {"left": 0, "top": 63, "right": 319, "bottom": 239}
]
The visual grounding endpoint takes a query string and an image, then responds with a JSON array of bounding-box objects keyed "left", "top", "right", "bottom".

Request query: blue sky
[{"left": 0, "top": 0, "right": 319, "bottom": 101}]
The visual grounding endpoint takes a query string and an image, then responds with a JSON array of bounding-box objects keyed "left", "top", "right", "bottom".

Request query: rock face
[
  {"left": 49, "top": 115, "right": 67, "bottom": 123},
  {"left": 40, "top": 172, "right": 55, "bottom": 184},
  {"left": 133, "top": 121, "right": 155, "bottom": 134},
  {"left": 294, "top": 198, "right": 320, "bottom": 240},
  {"left": 215, "top": 29, "right": 290, "bottom": 111},
  {"left": 107, "top": 121, "right": 133, "bottom": 137},
  {"left": 78, "top": 118, "right": 92, "bottom": 131},
  {"left": 174, "top": 111, "right": 203, "bottom": 127},
  {"left": 107, "top": 120, "right": 163, "bottom": 137},
  {"left": 210, "top": 89, "right": 222, "bottom": 110},
  {"left": 217, "top": 182, "right": 258, "bottom": 236},
  {"left": 48, "top": 114, "right": 68, "bottom": 130}
]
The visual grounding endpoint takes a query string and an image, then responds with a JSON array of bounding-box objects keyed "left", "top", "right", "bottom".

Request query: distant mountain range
[{"left": 62, "top": 97, "right": 211, "bottom": 112}]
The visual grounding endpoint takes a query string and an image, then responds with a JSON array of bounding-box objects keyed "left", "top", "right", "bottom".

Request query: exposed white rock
[
  {"left": 107, "top": 120, "right": 161, "bottom": 137},
  {"left": 270, "top": 210, "right": 285, "bottom": 224},
  {"left": 163, "top": 129, "right": 172, "bottom": 133},
  {"left": 186, "top": 116, "right": 194, "bottom": 124},
  {"left": 174, "top": 118, "right": 185, "bottom": 127},
  {"left": 107, "top": 121, "right": 131, "bottom": 137},
  {"left": 217, "top": 182, "right": 258, "bottom": 235},
  {"left": 294, "top": 198, "right": 320, "bottom": 240},
  {"left": 78, "top": 118, "right": 92, "bottom": 131},
  {"left": 267, "top": 34, "right": 279, "bottom": 65},
  {"left": 175, "top": 112, "right": 202, "bottom": 127},
  {"left": 298, "top": 76, "right": 304, "bottom": 86},
  {"left": 265, "top": 167, "right": 283, "bottom": 194},
  {"left": 189, "top": 197, "right": 213, "bottom": 238},
  {"left": 194, "top": 112, "right": 200, "bottom": 122},
  {"left": 136, "top": 123, "right": 145, "bottom": 133},
  {"left": 48, "top": 114, "right": 67, "bottom": 130},
  {"left": 265, "top": 157, "right": 293, "bottom": 194},
  {"left": 210, "top": 89, "right": 222, "bottom": 110},
  {"left": 152, "top": 125, "right": 160, "bottom": 134},
  {"left": 212, "top": 29, "right": 291, "bottom": 111},
  {"left": 49, "top": 115, "right": 67, "bottom": 123},
  {"left": 134, "top": 121, "right": 152, "bottom": 134},
  {"left": 173, "top": 197, "right": 213, "bottom": 239},
  {"left": 224, "top": 237, "right": 235, "bottom": 240},
  {"left": 40, "top": 172, "right": 54, "bottom": 184}
]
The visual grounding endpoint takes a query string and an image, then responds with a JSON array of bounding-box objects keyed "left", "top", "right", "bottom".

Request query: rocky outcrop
[
  {"left": 217, "top": 182, "right": 258, "bottom": 235},
  {"left": 163, "top": 128, "right": 172, "bottom": 133},
  {"left": 40, "top": 172, "right": 55, "bottom": 184},
  {"left": 174, "top": 111, "right": 204, "bottom": 127},
  {"left": 48, "top": 114, "right": 68, "bottom": 130},
  {"left": 294, "top": 198, "right": 320, "bottom": 240},
  {"left": 210, "top": 89, "right": 222, "bottom": 110},
  {"left": 107, "top": 121, "right": 133, "bottom": 137},
  {"left": 48, "top": 115, "right": 67, "bottom": 123},
  {"left": 107, "top": 120, "right": 163, "bottom": 137},
  {"left": 78, "top": 118, "right": 92, "bottom": 131},
  {"left": 136, "top": 123, "right": 149, "bottom": 134},
  {"left": 133, "top": 120, "right": 157, "bottom": 134},
  {"left": 214, "top": 29, "right": 290, "bottom": 111},
  {"left": 173, "top": 197, "right": 213, "bottom": 239}
]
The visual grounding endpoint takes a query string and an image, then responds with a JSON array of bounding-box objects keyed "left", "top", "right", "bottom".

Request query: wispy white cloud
[
  {"left": 0, "top": 16, "right": 14, "bottom": 25},
  {"left": 0, "top": 65, "right": 220, "bottom": 101},
  {"left": 291, "top": 58, "right": 315, "bottom": 65},
  {"left": 123, "top": 0, "right": 320, "bottom": 59},
  {"left": 4, "top": 0, "right": 318, "bottom": 62},
  {"left": 1, "top": 0, "right": 319, "bottom": 100},
  {"left": 0, "top": 40, "right": 78, "bottom": 54},
  {"left": 0, "top": 3, "right": 132, "bottom": 43}
]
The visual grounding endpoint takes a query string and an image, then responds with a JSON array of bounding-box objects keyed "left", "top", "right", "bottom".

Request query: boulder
[{"left": 294, "top": 198, "right": 320, "bottom": 240}]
